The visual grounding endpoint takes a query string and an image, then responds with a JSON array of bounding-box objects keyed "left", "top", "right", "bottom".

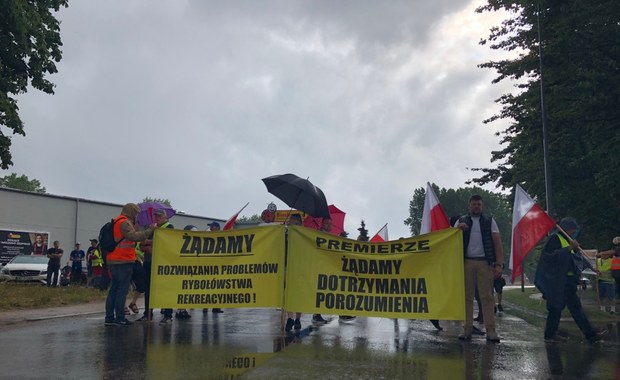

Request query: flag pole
[{"left": 554, "top": 224, "right": 597, "bottom": 274}]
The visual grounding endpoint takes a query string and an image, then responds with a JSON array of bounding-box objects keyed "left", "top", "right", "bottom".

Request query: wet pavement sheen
[{"left": 0, "top": 308, "right": 618, "bottom": 379}]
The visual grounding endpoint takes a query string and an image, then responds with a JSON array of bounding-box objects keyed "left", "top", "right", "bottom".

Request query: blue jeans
[{"left": 105, "top": 263, "right": 133, "bottom": 322}]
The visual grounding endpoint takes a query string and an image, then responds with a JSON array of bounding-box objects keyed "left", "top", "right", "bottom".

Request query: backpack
[{"left": 98, "top": 218, "right": 124, "bottom": 258}]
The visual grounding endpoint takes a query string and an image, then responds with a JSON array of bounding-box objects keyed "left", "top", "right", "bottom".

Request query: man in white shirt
[{"left": 456, "top": 195, "right": 504, "bottom": 343}]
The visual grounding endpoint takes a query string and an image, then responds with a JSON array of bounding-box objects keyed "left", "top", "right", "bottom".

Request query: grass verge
[
  {"left": 502, "top": 286, "right": 618, "bottom": 339},
  {"left": 0, "top": 283, "right": 107, "bottom": 311}
]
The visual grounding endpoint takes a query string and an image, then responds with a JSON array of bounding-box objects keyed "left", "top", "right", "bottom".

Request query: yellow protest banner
[
  {"left": 150, "top": 225, "right": 286, "bottom": 309},
  {"left": 285, "top": 226, "right": 465, "bottom": 320}
]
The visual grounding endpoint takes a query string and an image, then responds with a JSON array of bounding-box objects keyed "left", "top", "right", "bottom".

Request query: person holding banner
[
  {"left": 206, "top": 221, "right": 224, "bottom": 314},
  {"left": 312, "top": 217, "right": 333, "bottom": 324},
  {"left": 285, "top": 214, "right": 303, "bottom": 332},
  {"left": 456, "top": 194, "right": 504, "bottom": 343},
  {"left": 535, "top": 217, "right": 605, "bottom": 344},
  {"left": 105, "top": 203, "right": 156, "bottom": 327}
]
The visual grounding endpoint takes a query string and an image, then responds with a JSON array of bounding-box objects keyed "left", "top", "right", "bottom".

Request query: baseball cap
[
  {"left": 208, "top": 221, "right": 221, "bottom": 228},
  {"left": 89, "top": 239, "right": 98, "bottom": 243}
]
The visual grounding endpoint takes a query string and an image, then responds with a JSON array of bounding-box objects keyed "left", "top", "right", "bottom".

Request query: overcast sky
[{"left": 7, "top": 0, "right": 513, "bottom": 238}]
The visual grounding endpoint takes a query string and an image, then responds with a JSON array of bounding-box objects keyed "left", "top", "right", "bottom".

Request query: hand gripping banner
[
  {"left": 150, "top": 225, "right": 286, "bottom": 309},
  {"left": 285, "top": 226, "right": 465, "bottom": 320}
]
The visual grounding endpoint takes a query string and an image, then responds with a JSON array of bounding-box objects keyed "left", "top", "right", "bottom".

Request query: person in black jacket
[{"left": 535, "top": 217, "right": 604, "bottom": 344}]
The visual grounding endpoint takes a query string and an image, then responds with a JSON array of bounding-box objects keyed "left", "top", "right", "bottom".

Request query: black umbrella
[{"left": 262, "top": 173, "right": 330, "bottom": 218}]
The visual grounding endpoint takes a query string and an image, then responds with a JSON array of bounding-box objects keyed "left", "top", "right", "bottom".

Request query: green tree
[
  {"left": 0, "top": 173, "right": 46, "bottom": 193},
  {"left": 237, "top": 214, "right": 262, "bottom": 224},
  {"left": 404, "top": 184, "right": 512, "bottom": 269},
  {"left": 0, "top": 0, "right": 69, "bottom": 169},
  {"left": 357, "top": 220, "right": 369, "bottom": 241},
  {"left": 473, "top": 0, "right": 620, "bottom": 248},
  {"left": 142, "top": 197, "right": 171, "bottom": 207}
]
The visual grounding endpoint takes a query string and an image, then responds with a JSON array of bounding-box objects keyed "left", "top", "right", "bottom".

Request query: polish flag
[
  {"left": 370, "top": 223, "right": 389, "bottom": 242},
  {"left": 223, "top": 202, "right": 250, "bottom": 230},
  {"left": 420, "top": 182, "right": 451, "bottom": 234},
  {"left": 510, "top": 185, "right": 556, "bottom": 282}
]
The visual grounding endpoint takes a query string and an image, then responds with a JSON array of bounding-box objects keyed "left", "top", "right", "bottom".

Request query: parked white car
[{"left": 0, "top": 255, "right": 49, "bottom": 284}]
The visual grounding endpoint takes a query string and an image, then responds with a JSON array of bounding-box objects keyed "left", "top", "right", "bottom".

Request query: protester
[
  {"left": 135, "top": 209, "right": 173, "bottom": 322},
  {"left": 312, "top": 217, "right": 333, "bottom": 324},
  {"left": 206, "top": 221, "right": 224, "bottom": 314},
  {"left": 599, "top": 236, "right": 620, "bottom": 302},
  {"left": 284, "top": 214, "right": 303, "bottom": 332},
  {"left": 596, "top": 253, "right": 616, "bottom": 314},
  {"left": 46, "top": 240, "right": 63, "bottom": 287},
  {"left": 105, "top": 203, "right": 155, "bottom": 327},
  {"left": 126, "top": 240, "right": 146, "bottom": 316},
  {"left": 87, "top": 239, "right": 104, "bottom": 288},
  {"left": 534, "top": 217, "right": 605, "bottom": 344},
  {"left": 70, "top": 243, "right": 85, "bottom": 285},
  {"left": 173, "top": 225, "right": 198, "bottom": 320},
  {"left": 456, "top": 194, "right": 504, "bottom": 343},
  {"left": 85, "top": 239, "right": 96, "bottom": 286},
  {"left": 60, "top": 261, "right": 72, "bottom": 286},
  {"left": 494, "top": 276, "right": 506, "bottom": 313}
]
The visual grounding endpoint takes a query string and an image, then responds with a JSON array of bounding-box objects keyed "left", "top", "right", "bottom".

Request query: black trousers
[
  {"left": 544, "top": 276, "right": 595, "bottom": 340},
  {"left": 47, "top": 265, "right": 59, "bottom": 286}
]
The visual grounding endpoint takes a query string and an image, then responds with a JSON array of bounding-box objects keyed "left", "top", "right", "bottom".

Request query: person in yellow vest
[
  {"left": 611, "top": 237, "right": 620, "bottom": 301},
  {"left": 596, "top": 236, "right": 620, "bottom": 308},
  {"left": 104, "top": 203, "right": 156, "bottom": 327},
  {"left": 596, "top": 254, "right": 616, "bottom": 314},
  {"left": 535, "top": 217, "right": 605, "bottom": 344},
  {"left": 87, "top": 239, "right": 104, "bottom": 287}
]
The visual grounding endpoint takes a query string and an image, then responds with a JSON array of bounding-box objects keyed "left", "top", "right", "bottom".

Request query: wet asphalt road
[{"left": 0, "top": 307, "right": 618, "bottom": 379}]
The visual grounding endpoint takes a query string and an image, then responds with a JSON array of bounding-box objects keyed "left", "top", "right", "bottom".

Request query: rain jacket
[
  {"left": 106, "top": 203, "right": 155, "bottom": 265},
  {"left": 535, "top": 232, "right": 594, "bottom": 309}
]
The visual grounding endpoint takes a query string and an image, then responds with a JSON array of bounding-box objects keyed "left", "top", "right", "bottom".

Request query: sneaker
[
  {"left": 486, "top": 333, "right": 500, "bottom": 343},
  {"left": 159, "top": 316, "right": 173, "bottom": 325},
  {"left": 472, "top": 326, "right": 485, "bottom": 335},
  {"left": 588, "top": 330, "right": 608, "bottom": 344},
  {"left": 285, "top": 318, "right": 295, "bottom": 332},
  {"left": 497, "top": 304, "right": 504, "bottom": 312},
  {"left": 544, "top": 335, "right": 568, "bottom": 344},
  {"left": 339, "top": 315, "right": 356, "bottom": 321},
  {"left": 104, "top": 319, "right": 119, "bottom": 327},
  {"left": 294, "top": 318, "right": 301, "bottom": 330},
  {"left": 473, "top": 315, "right": 483, "bottom": 323},
  {"left": 116, "top": 319, "right": 134, "bottom": 326},
  {"left": 212, "top": 308, "right": 224, "bottom": 313},
  {"left": 312, "top": 314, "right": 327, "bottom": 324}
]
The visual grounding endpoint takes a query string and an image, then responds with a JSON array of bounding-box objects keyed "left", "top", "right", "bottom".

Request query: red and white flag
[
  {"left": 420, "top": 182, "right": 451, "bottom": 234},
  {"left": 370, "top": 223, "right": 388, "bottom": 242},
  {"left": 223, "top": 202, "right": 250, "bottom": 230},
  {"left": 510, "top": 185, "right": 556, "bottom": 282}
]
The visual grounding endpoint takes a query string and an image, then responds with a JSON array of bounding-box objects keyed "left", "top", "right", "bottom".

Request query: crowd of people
[{"left": 38, "top": 195, "right": 620, "bottom": 345}]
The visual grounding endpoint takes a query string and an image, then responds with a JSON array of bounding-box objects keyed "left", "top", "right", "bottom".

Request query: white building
[{"left": 0, "top": 187, "right": 224, "bottom": 265}]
